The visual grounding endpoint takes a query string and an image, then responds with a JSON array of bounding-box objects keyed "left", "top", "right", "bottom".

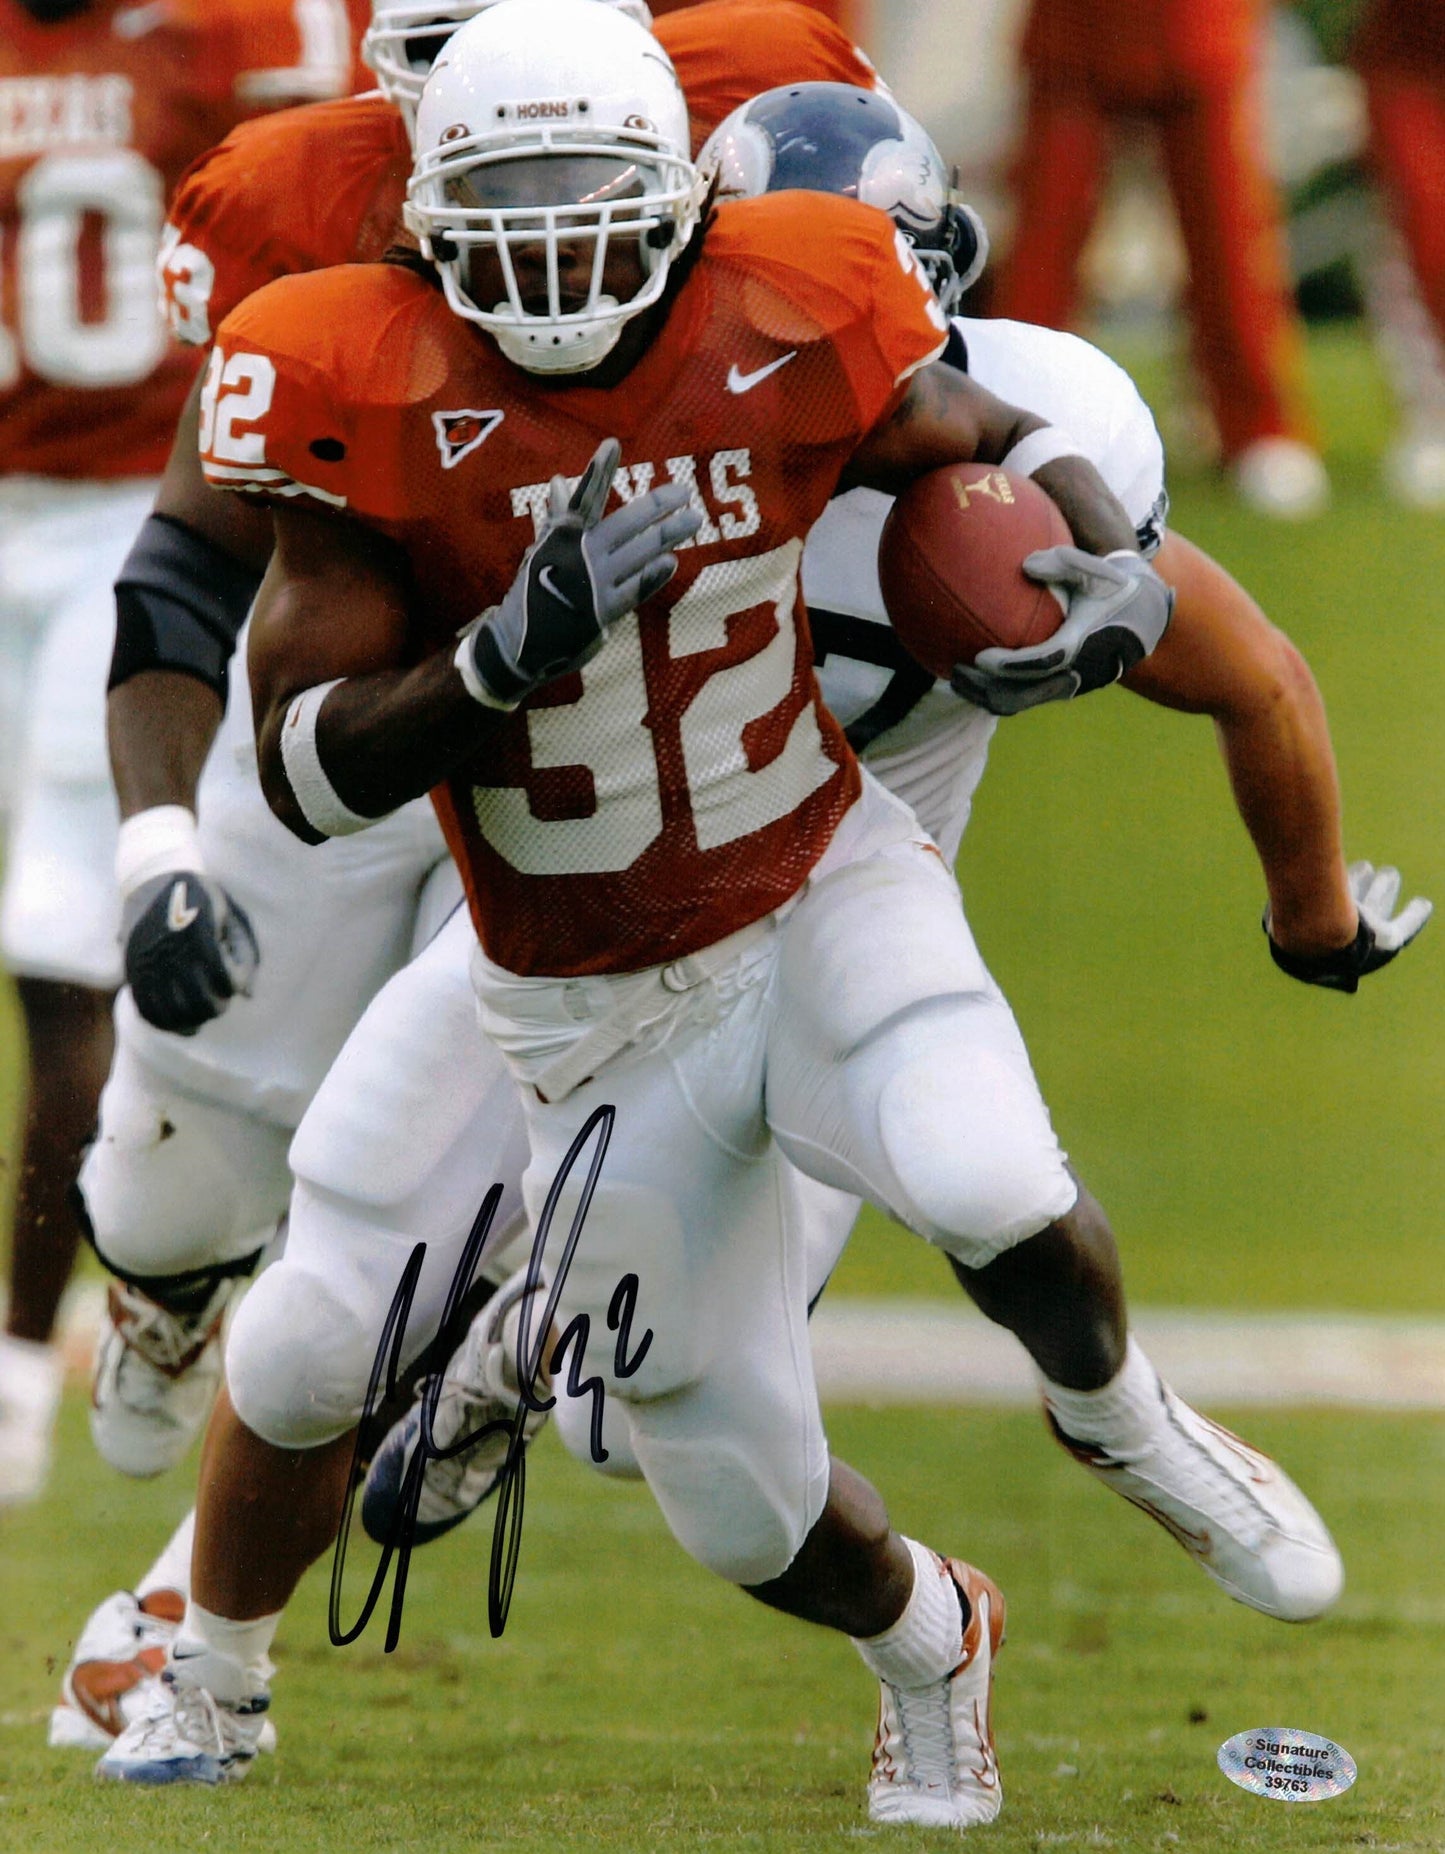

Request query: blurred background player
[
  {"left": 1350, "top": 0, "right": 1445, "bottom": 506},
  {"left": 994, "top": 0, "right": 1330, "bottom": 519},
  {"left": 0, "top": 0, "right": 372, "bottom": 1507}
]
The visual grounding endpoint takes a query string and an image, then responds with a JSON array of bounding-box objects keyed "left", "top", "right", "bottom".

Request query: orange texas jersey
[
  {"left": 654, "top": 0, "right": 882, "bottom": 150},
  {"left": 160, "top": 93, "right": 410, "bottom": 347},
  {"left": 205, "top": 193, "right": 948, "bottom": 977},
  {"left": 161, "top": 3, "right": 883, "bottom": 348},
  {"left": 0, "top": 0, "right": 366, "bottom": 480}
]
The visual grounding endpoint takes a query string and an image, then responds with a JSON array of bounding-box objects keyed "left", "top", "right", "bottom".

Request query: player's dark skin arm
[
  {"left": 1126, "top": 531, "right": 1357, "bottom": 954},
  {"left": 249, "top": 505, "right": 506, "bottom": 841},
  {"left": 844, "top": 359, "right": 1140, "bottom": 558},
  {"left": 107, "top": 367, "right": 275, "bottom": 819}
]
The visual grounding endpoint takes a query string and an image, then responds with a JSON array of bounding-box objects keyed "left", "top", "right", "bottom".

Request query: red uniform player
[
  {"left": 995, "top": 0, "right": 1327, "bottom": 517},
  {"left": 1352, "top": 0, "right": 1445, "bottom": 506},
  {"left": 0, "top": 0, "right": 368, "bottom": 1509}
]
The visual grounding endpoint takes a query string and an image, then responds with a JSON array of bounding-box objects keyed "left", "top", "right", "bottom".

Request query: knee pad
[
  {"left": 629, "top": 1424, "right": 817, "bottom": 1586},
  {"left": 79, "top": 1058, "right": 289, "bottom": 1279},
  {"left": 873, "top": 1011, "right": 1076, "bottom": 1266},
  {"left": 226, "top": 1263, "right": 377, "bottom": 1448}
]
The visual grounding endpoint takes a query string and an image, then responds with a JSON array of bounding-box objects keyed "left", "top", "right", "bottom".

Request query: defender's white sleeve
[{"left": 803, "top": 316, "right": 1168, "bottom": 856}]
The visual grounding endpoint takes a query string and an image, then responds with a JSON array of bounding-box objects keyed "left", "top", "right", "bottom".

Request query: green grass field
[{"left": 4, "top": 1398, "right": 1443, "bottom": 1852}]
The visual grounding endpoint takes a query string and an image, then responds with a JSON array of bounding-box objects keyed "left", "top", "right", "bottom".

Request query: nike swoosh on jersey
[
  {"left": 167, "top": 883, "right": 200, "bottom": 933},
  {"left": 536, "top": 564, "right": 575, "bottom": 609},
  {"left": 726, "top": 352, "right": 798, "bottom": 395}
]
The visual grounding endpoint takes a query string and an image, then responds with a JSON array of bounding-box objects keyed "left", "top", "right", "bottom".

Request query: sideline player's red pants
[
  {"left": 1362, "top": 66, "right": 1445, "bottom": 347},
  {"left": 994, "top": 75, "right": 1315, "bottom": 459}
]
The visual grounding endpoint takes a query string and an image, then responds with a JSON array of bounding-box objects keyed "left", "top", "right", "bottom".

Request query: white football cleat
[
  {"left": 0, "top": 1332, "right": 63, "bottom": 1507},
  {"left": 49, "top": 1590, "right": 179, "bottom": 1750},
  {"left": 867, "top": 1558, "right": 1006, "bottom": 1830},
  {"left": 1232, "top": 438, "right": 1330, "bottom": 520},
  {"left": 1047, "top": 1385, "right": 1344, "bottom": 1621},
  {"left": 94, "top": 1641, "right": 272, "bottom": 1785},
  {"left": 362, "top": 1268, "right": 551, "bottom": 1546},
  {"left": 89, "top": 1279, "right": 232, "bottom": 1477}
]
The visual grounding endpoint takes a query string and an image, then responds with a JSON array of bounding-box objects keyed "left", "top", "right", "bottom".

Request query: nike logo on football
[
  {"left": 726, "top": 352, "right": 797, "bottom": 395},
  {"left": 167, "top": 883, "right": 199, "bottom": 933},
  {"left": 537, "top": 564, "right": 575, "bottom": 609}
]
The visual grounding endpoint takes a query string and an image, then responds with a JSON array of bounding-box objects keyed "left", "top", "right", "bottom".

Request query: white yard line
[
  {"left": 809, "top": 1301, "right": 1445, "bottom": 1408},
  {"left": 51, "top": 1282, "right": 1445, "bottom": 1407}
]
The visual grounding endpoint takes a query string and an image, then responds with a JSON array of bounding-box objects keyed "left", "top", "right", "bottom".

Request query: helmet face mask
[
  {"left": 406, "top": 0, "right": 702, "bottom": 374},
  {"left": 700, "top": 82, "right": 988, "bottom": 318},
  {"left": 365, "top": 0, "right": 657, "bottom": 143}
]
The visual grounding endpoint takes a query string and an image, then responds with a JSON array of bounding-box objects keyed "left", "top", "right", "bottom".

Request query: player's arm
[
  {"left": 1126, "top": 532, "right": 1429, "bottom": 988},
  {"left": 843, "top": 361, "right": 1138, "bottom": 556},
  {"left": 846, "top": 362, "right": 1173, "bottom": 704},
  {"left": 108, "top": 366, "right": 273, "bottom": 820},
  {"left": 248, "top": 505, "right": 498, "bottom": 843},
  {"left": 105, "top": 369, "right": 274, "bottom": 1035},
  {"left": 249, "top": 441, "right": 700, "bottom": 843}
]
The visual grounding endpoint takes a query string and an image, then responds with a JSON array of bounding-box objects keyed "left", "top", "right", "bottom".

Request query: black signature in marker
[{"left": 329, "top": 1103, "right": 654, "bottom": 1650}]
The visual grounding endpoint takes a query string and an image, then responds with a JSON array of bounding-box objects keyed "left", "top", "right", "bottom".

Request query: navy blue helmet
[{"left": 700, "top": 82, "right": 987, "bottom": 316}]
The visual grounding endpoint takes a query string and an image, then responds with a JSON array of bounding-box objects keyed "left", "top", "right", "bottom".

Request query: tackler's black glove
[
  {"left": 953, "top": 546, "right": 1174, "bottom": 716},
  {"left": 458, "top": 437, "right": 702, "bottom": 710},
  {"left": 122, "top": 871, "right": 259, "bottom": 1035},
  {"left": 1265, "top": 861, "right": 1432, "bottom": 993}
]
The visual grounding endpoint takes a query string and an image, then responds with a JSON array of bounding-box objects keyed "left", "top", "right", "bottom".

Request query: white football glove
[{"left": 1266, "top": 861, "right": 1432, "bottom": 993}]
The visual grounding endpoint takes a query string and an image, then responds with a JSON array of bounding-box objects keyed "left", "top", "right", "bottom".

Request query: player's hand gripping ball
[{"left": 876, "top": 463, "right": 1071, "bottom": 679}]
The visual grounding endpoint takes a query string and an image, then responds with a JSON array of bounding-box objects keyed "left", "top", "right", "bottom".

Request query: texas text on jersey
[
  {"left": 158, "top": 0, "right": 880, "bottom": 347},
  {"left": 0, "top": 0, "right": 365, "bottom": 477},
  {"left": 202, "top": 192, "right": 948, "bottom": 974}
]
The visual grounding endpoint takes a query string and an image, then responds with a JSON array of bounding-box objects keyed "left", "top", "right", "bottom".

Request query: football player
[
  {"left": 95, "top": 1, "right": 1176, "bottom": 1821},
  {"left": 0, "top": 0, "right": 370, "bottom": 1508},
  {"left": 75, "top": 0, "right": 886, "bottom": 1489},
  {"left": 49, "top": 0, "right": 892, "bottom": 1746}
]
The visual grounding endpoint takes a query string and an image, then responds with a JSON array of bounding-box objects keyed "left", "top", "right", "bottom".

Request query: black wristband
[{"left": 1264, "top": 912, "right": 1373, "bottom": 994}]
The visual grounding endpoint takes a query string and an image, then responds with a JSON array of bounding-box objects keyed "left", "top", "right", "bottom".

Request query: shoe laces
[
  {"left": 109, "top": 1283, "right": 226, "bottom": 1373},
  {"left": 889, "top": 1677, "right": 957, "bottom": 1791}
]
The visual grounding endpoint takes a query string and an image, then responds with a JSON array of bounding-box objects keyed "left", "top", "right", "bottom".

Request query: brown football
[{"left": 877, "top": 463, "right": 1072, "bottom": 677}]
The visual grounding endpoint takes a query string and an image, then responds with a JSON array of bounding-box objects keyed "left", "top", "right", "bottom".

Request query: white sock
[
  {"left": 137, "top": 1510, "right": 195, "bottom": 1604},
  {"left": 1040, "top": 1335, "right": 1164, "bottom": 1458},
  {"left": 178, "top": 1600, "right": 281, "bottom": 1692},
  {"left": 853, "top": 1538, "right": 963, "bottom": 1690}
]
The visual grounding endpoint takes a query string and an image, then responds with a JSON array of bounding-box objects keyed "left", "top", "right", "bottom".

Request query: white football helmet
[
  {"left": 364, "top": 0, "right": 655, "bottom": 139},
  {"left": 700, "top": 82, "right": 988, "bottom": 316},
  {"left": 405, "top": 0, "right": 703, "bottom": 373}
]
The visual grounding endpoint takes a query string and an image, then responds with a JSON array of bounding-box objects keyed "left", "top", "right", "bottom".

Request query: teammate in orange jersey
[
  {"left": 995, "top": 0, "right": 1328, "bottom": 519},
  {"left": 0, "top": 0, "right": 370, "bottom": 1509},
  {"left": 1352, "top": 0, "right": 1445, "bottom": 506},
  {"left": 93, "top": 0, "right": 1172, "bottom": 1818}
]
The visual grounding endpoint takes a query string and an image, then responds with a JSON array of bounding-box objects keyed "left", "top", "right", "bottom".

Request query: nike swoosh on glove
[
  {"left": 460, "top": 437, "right": 702, "bottom": 710},
  {"left": 122, "top": 871, "right": 259, "bottom": 1034},
  {"left": 1265, "top": 861, "right": 1432, "bottom": 992},
  {"left": 953, "top": 547, "right": 1173, "bottom": 716}
]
